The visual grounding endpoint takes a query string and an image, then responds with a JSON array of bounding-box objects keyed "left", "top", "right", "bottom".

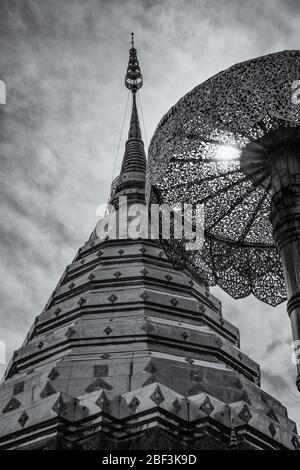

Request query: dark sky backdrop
[{"left": 0, "top": 0, "right": 300, "bottom": 424}]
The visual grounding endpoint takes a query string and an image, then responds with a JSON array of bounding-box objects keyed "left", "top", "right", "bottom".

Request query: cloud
[
  {"left": 262, "top": 369, "right": 289, "bottom": 393},
  {"left": 266, "top": 337, "right": 291, "bottom": 356}
]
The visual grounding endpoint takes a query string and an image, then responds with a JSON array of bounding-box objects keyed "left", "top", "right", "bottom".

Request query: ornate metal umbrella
[{"left": 147, "top": 51, "right": 300, "bottom": 385}]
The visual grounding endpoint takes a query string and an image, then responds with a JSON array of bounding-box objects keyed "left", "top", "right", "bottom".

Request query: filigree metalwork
[
  {"left": 125, "top": 33, "right": 143, "bottom": 92},
  {"left": 147, "top": 51, "right": 300, "bottom": 306}
]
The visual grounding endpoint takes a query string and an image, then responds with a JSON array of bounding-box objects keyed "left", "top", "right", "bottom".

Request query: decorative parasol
[{"left": 147, "top": 51, "right": 300, "bottom": 386}]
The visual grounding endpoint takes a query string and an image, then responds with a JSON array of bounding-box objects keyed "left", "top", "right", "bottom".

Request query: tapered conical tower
[{"left": 0, "top": 38, "right": 299, "bottom": 451}]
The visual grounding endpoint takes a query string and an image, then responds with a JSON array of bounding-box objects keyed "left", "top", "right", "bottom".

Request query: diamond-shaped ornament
[
  {"left": 141, "top": 322, "right": 155, "bottom": 334},
  {"left": 40, "top": 381, "right": 56, "bottom": 399},
  {"left": 104, "top": 326, "right": 113, "bottom": 335},
  {"left": 65, "top": 327, "right": 76, "bottom": 339},
  {"left": 266, "top": 409, "right": 279, "bottom": 422},
  {"left": 108, "top": 294, "right": 117, "bottom": 303},
  {"left": 199, "top": 396, "right": 214, "bottom": 416},
  {"left": 199, "top": 304, "right": 206, "bottom": 314},
  {"left": 150, "top": 386, "right": 165, "bottom": 406},
  {"left": 48, "top": 368, "right": 60, "bottom": 381},
  {"left": 128, "top": 396, "right": 140, "bottom": 413},
  {"left": 172, "top": 398, "right": 182, "bottom": 414},
  {"left": 140, "top": 292, "right": 149, "bottom": 301},
  {"left": 18, "top": 411, "right": 29, "bottom": 428},
  {"left": 52, "top": 395, "right": 67, "bottom": 415},
  {"left": 95, "top": 391, "right": 110, "bottom": 409},
  {"left": 238, "top": 404, "right": 252, "bottom": 422},
  {"left": 54, "top": 307, "right": 61, "bottom": 316},
  {"left": 77, "top": 296, "right": 86, "bottom": 306},
  {"left": 269, "top": 422, "right": 277, "bottom": 437},
  {"left": 185, "top": 357, "right": 194, "bottom": 364},
  {"left": 13, "top": 381, "right": 24, "bottom": 395},
  {"left": 2, "top": 397, "right": 21, "bottom": 414},
  {"left": 101, "top": 353, "right": 110, "bottom": 359}
]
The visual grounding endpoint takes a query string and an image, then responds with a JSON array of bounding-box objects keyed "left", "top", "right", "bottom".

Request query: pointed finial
[{"left": 125, "top": 33, "right": 143, "bottom": 93}]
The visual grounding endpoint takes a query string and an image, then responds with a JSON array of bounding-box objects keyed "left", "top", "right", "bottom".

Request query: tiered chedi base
[{"left": 0, "top": 236, "right": 298, "bottom": 450}]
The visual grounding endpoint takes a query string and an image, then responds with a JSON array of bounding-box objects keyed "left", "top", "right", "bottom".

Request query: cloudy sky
[{"left": 0, "top": 0, "right": 300, "bottom": 425}]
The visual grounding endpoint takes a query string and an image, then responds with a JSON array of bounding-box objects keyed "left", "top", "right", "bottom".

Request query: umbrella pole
[{"left": 269, "top": 144, "right": 300, "bottom": 389}]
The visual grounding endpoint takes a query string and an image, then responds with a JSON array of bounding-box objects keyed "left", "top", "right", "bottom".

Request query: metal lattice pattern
[{"left": 147, "top": 51, "right": 300, "bottom": 306}]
